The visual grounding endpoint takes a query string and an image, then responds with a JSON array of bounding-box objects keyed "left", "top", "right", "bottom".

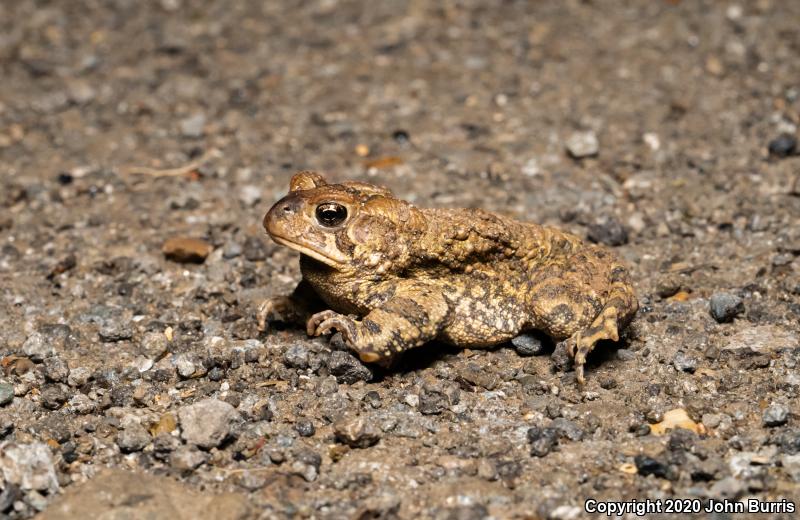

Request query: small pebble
[
  {"left": 178, "top": 398, "right": 239, "bottom": 449},
  {"left": 327, "top": 350, "right": 373, "bottom": 384},
  {"left": 67, "top": 366, "right": 92, "bottom": 387},
  {"left": 709, "top": 292, "right": 744, "bottom": 323},
  {"left": 672, "top": 351, "right": 698, "bottom": 373},
  {"left": 175, "top": 355, "right": 197, "bottom": 379},
  {"left": 527, "top": 426, "right": 558, "bottom": 457},
  {"left": 117, "top": 423, "right": 151, "bottom": 453},
  {"left": 242, "top": 236, "right": 268, "bottom": 262},
  {"left": 565, "top": 131, "right": 599, "bottom": 158},
  {"left": 418, "top": 390, "right": 447, "bottom": 415},
  {"left": 634, "top": 455, "right": 669, "bottom": 478},
  {"left": 99, "top": 323, "right": 133, "bottom": 342},
  {"left": 550, "top": 418, "right": 584, "bottom": 441},
  {"left": 392, "top": 129, "right": 410, "bottom": 143},
  {"left": 222, "top": 241, "right": 243, "bottom": 259},
  {"left": 179, "top": 113, "right": 206, "bottom": 138},
  {"left": 40, "top": 385, "right": 67, "bottom": 410},
  {"left": 294, "top": 418, "right": 316, "bottom": 437},
  {"left": 283, "top": 344, "right": 310, "bottom": 369},
  {"left": 21, "top": 333, "right": 54, "bottom": 362},
  {"left": 363, "top": 390, "right": 382, "bottom": 409},
  {"left": 139, "top": 332, "right": 169, "bottom": 359},
  {"left": 587, "top": 216, "right": 629, "bottom": 246},
  {"left": 768, "top": 133, "right": 797, "bottom": 158},
  {"left": 0, "top": 383, "right": 14, "bottom": 406},
  {"left": 763, "top": 404, "right": 789, "bottom": 427},
  {"left": 170, "top": 446, "right": 208, "bottom": 470},
  {"left": 43, "top": 357, "right": 69, "bottom": 383},
  {"left": 162, "top": 237, "right": 212, "bottom": 264},
  {"left": 0, "top": 442, "right": 59, "bottom": 492},
  {"left": 238, "top": 185, "right": 262, "bottom": 207},
  {"left": 511, "top": 333, "right": 545, "bottom": 356},
  {"left": 333, "top": 415, "right": 380, "bottom": 448}
]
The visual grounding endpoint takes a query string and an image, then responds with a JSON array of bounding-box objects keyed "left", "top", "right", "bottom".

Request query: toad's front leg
[
  {"left": 257, "top": 280, "right": 322, "bottom": 332},
  {"left": 306, "top": 284, "right": 451, "bottom": 364}
]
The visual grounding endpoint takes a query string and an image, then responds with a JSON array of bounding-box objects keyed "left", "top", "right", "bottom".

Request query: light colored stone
[
  {"left": 178, "top": 398, "right": 239, "bottom": 449},
  {"left": 0, "top": 442, "right": 59, "bottom": 492}
]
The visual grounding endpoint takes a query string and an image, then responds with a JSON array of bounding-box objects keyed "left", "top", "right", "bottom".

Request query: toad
[{"left": 259, "top": 171, "right": 638, "bottom": 383}]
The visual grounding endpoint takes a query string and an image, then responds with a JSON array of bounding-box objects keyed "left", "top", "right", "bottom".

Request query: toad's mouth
[{"left": 269, "top": 234, "right": 346, "bottom": 269}]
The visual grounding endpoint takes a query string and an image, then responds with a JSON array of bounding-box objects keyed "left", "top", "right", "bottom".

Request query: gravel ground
[{"left": 1, "top": 1, "right": 800, "bottom": 519}]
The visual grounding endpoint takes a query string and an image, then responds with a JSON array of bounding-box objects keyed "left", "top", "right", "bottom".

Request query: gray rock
[
  {"left": 117, "top": 423, "right": 151, "bottom": 453},
  {"left": 528, "top": 426, "right": 558, "bottom": 457},
  {"left": 0, "top": 442, "right": 59, "bottom": 492},
  {"left": 99, "top": 322, "right": 133, "bottom": 342},
  {"left": 178, "top": 398, "right": 239, "bottom": 449},
  {"left": 179, "top": 113, "right": 206, "bottom": 137},
  {"left": 22, "top": 332, "right": 53, "bottom": 362},
  {"left": 709, "top": 292, "right": 744, "bottom": 323},
  {"left": 222, "top": 241, "right": 243, "bottom": 259},
  {"left": 457, "top": 362, "right": 499, "bottom": 390},
  {"left": 511, "top": 333, "right": 545, "bottom": 356},
  {"left": 43, "top": 357, "right": 70, "bottom": 383},
  {"left": 781, "top": 454, "right": 800, "bottom": 482},
  {"left": 68, "top": 394, "right": 96, "bottom": 414},
  {"left": 672, "top": 351, "right": 698, "bottom": 373},
  {"left": 709, "top": 476, "right": 745, "bottom": 498},
  {"left": 768, "top": 133, "right": 797, "bottom": 158},
  {"left": 139, "top": 332, "right": 169, "bottom": 359},
  {"left": 418, "top": 390, "right": 447, "bottom": 415},
  {"left": 170, "top": 446, "right": 208, "bottom": 471},
  {"left": 40, "top": 385, "right": 67, "bottom": 410},
  {"left": 175, "top": 354, "right": 197, "bottom": 379},
  {"left": 238, "top": 185, "right": 262, "bottom": 207},
  {"left": 0, "top": 382, "right": 13, "bottom": 406},
  {"left": 67, "top": 366, "right": 92, "bottom": 387},
  {"left": 294, "top": 418, "right": 315, "bottom": 437},
  {"left": 242, "top": 236, "right": 268, "bottom": 261},
  {"left": 333, "top": 415, "right": 381, "bottom": 448},
  {"left": 763, "top": 403, "right": 789, "bottom": 427},
  {"left": 0, "top": 484, "right": 19, "bottom": 513},
  {"left": 550, "top": 417, "right": 585, "bottom": 441},
  {"left": 565, "top": 131, "right": 599, "bottom": 158},
  {"left": 587, "top": 216, "right": 629, "bottom": 246},
  {"left": 328, "top": 350, "right": 373, "bottom": 384},
  {"left": 37, "top": 468, "right": 250, "bottom": 520},
  {"left": 283, "top": 344, "right": 310, "bottom": 369},
  {"left": 289, "top": 448, "right": 321, "bottom": 482}
]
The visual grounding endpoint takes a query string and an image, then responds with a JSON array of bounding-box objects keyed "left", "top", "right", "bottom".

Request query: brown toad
[{"left": 259, "top": 171, "right": 638, "bottom": 383}]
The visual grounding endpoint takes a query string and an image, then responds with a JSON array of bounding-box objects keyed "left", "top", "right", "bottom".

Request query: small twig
[
  {"left": 120, "top": 149, "right": 220, "bottom": 177},
  {"left": 661, "top": 262, "right": 716, "bottom": 275},
  {"left": 221, "top": 466, "right": 280, "bottom": 476}
]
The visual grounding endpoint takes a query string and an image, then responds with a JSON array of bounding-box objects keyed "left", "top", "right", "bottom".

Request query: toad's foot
[
  {"left": 257, "top": 296, "right": 305, "bottom": 332},
  {"left": 566, "top": 305, "right": 621, "bottom": 385},
  {"left": 306, "top": 310, "right": 388, "bottom": 365}
]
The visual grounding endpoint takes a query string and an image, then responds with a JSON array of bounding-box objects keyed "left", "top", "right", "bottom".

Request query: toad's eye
[{"left": 315, "top": 202, "right": 348, "bottom": 227}]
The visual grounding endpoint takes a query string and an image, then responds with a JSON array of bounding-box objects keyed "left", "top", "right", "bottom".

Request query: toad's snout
[{"left": 263, "top": 194, "right": 302, "bottom": 236}]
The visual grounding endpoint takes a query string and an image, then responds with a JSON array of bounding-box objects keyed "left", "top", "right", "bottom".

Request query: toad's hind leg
[
  {"left": 568, "top": 285, "right": 637, "bottom": 384},
  {"left": 568, "top": 305, "right": 620, "bottom": 385}
]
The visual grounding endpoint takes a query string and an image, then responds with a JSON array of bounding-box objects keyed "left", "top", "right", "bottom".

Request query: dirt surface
[{"left": 1, "top": 1, "right": 800, "bottom": 519}]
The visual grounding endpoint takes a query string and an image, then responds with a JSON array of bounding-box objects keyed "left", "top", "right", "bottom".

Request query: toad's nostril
[{"left": 282, "top": 204, "right": 293, "bottom": 213}]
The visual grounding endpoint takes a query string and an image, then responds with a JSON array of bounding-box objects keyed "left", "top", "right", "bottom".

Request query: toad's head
[{"left": 263, "top": 171, "right": 425, "bottom": 273}]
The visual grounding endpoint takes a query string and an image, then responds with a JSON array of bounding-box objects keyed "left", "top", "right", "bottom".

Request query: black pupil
[{"left": 316, "top": 203, "right": 347, "bottom": 227}]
